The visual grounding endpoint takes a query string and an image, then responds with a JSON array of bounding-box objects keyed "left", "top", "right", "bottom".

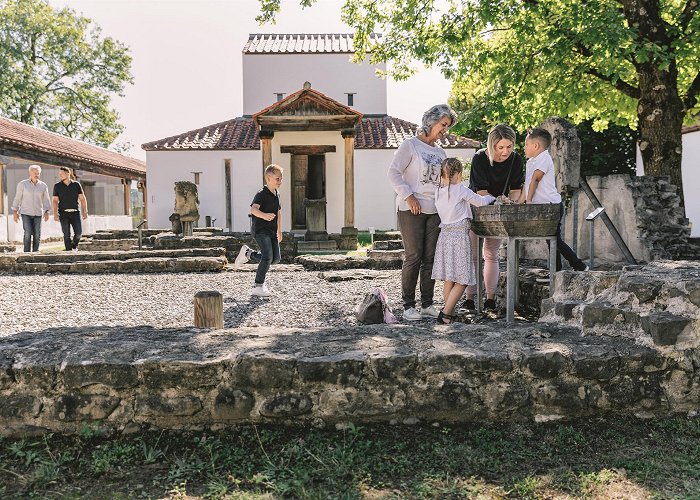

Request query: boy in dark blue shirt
[{"left": 234, "top": 164, "right": 283, "bottom": 297}]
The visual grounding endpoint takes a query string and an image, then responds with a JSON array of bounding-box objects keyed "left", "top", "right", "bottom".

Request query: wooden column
[
  {"left": 342, "top": 129, "right": 355, "bottom": 228},
  {"left": 122, "top": 179, "right": 131, "bottom": 216},
  {"left": 140, "top": 181, "right": 148, "bottom": 228},
  {"left": 193, "top": 291, "right": 223, "bottom": 329},
  {"left": 224, "top": 159, "right": 232, "bottom": 230},
  {"left": 260, "top": 129, "right": 274, "bottom": 181},
  {"left": 0, "top": 162, "right": 5, "bottom": 215}
]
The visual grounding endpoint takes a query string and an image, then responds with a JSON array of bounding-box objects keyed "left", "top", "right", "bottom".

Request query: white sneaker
[
  {"left": 251, "top": 284, "right": 271, "bottom": 297},
  {"left": 420, "top": 305, "right": 440, "bottom": 318},
  {"left": 403, "top": 307, "right": 422, "bottom": 321},
  {"left": 234, "top": 245, "right": 250, "bottom": 269}
]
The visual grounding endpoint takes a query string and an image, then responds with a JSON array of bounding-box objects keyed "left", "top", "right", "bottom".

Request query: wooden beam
[
  {"left": 0, "top": 162, "right": 5, "bottom": 216},
  {"left": 280, "top": 145, "right": 336, "bottom": 155},
  {"left": 224, "top": 159, "right": 232, "bottom": 230},
  {"left": 123, "top": 179, "right": 131, "bottom": 216},
  {"left": 256, "top": 115, "right": 360, "bottom": 131}
]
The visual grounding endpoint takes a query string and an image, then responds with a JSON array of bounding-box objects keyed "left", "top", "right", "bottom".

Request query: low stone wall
[{"left": 0, "top": 321, "right": 693, "bottom": 437}]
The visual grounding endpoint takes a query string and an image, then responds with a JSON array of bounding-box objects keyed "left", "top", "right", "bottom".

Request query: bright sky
[{"left": 48, "top": 0, "right": 452, "bottom": 160}]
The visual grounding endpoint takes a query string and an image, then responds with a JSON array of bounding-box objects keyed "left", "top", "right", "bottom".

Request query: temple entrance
[{"left": 285, "top": 145, "right": 334, "bottom": 233}]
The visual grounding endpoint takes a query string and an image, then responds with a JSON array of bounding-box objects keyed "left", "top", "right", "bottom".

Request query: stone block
[
  {"left": 0, "top": 356, "right": 14, "bottom": 390},
  {"left": 14, "top": 365, "right": 57, "bottom": 390},
  {"left": 481, "top": 382, "right": 530, "bottom": 414},
  {"left": 0, "top": 255, "right": 16, "bottom": 271},
  {"left": 229, "top": 356, "right": 296, "bottom": 389},
  {"left": 603, "top": 374, "right": 665, "bottom": 408},
  {"left": 616, "top": 275, "right": 663, "bottom": 304},
  {"left": 571, "top": 346, "right": 620, "bottom": 380},
  {"left": 135, "top": 395, "right": 202, "bottom": 417},
  {"left": 297, "top": 355, "right": 365, "bottom": 385},
  {"left": 582, "top": 302, "right": 639, "bottom": 328},
  {"left": 0, "top": 395, "right": 42, "bottom": 419},
  {"left": 521, "top": 349, "right": 569, "bottom": 378},
  {"left": 260, "top": 392, "right": 313, "bottom": 417},
  {"left": 62, "top": 364, "right": 138, "bottom": 389},
  {"left": 641, "top": 312, "right": 692, "bottom": 346},
  {"left": 139, "top": 362, "right": 221, "bottom": 389},
  {"left": 532, "top": 381, "right": 591, "bottom": 411},
  {"left": 212, "top": 389, "right": 254, "bottom": 420},
  {"left": 554, "top": 300, "right": 583, "bottom": 320},
  {"left": 53, "top": 394, "right": 121, "bottom": 421},
  {"left": 372, "top": 240, "right": 404, "bottom": 251},
  {"left": 370, "top": 354, "right": 418, "bottom": 381}
]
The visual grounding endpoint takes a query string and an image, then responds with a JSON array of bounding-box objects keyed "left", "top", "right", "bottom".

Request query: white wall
[
  {"left": 145, "top": 150, "right": 262, "bottom": 231},
  {"left": 243, "top": 53, "right": 387, "bottom": 115},
  {"left": 1, "top": 215, "right": 133, "bottom": 243},
  {"left": 636, "top": 130, "right": 700, "bottom": 236}
]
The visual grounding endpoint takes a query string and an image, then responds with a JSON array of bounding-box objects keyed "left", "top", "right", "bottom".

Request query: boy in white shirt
[{"left": 520, "top": 128, "right": 587, "bottom": 272}]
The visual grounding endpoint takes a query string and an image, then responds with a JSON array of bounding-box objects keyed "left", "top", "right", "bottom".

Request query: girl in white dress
[{"left": 432, "top": 158, "right": 495, "bottom": 324}]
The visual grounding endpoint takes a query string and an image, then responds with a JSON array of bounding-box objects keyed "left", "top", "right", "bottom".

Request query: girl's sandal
[{"left": 436, "top": 310, "right": 456, "bottom": 325}]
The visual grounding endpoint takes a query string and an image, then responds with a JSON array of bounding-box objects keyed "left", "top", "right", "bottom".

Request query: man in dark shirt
[{"left": 52, "top": 167, "right": 89, "bottom": 251}]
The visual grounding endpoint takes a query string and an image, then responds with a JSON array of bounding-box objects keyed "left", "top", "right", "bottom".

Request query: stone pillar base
[
  {"left": 338, "top": 227, "right": 358, "bottom": 251},
  {"left": 305, "top": 231, "right": 329, "bottom": 241}
]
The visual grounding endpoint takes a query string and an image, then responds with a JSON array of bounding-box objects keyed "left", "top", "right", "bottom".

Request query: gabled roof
[
  {"left": 253, "top": 85, "right": 363, "bottom": 131},
  {"left": 0, "top": 116, "right": 145, "bottom": 177},
  {"left": 244, "top": 33, "right": 381, "bottom": 54},
  {"left": 142, "top": 115, "right": 479, "bottom": 151},
  {"left": 683, "top": 124, "right": 700, "bottom": 134}
]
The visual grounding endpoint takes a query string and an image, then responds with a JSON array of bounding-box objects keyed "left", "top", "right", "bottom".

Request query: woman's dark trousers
[{"left": 398, "top": 210, "right": 441, "bottom": 309}]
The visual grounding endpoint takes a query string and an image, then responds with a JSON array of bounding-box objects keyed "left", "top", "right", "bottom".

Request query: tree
[
  {"left": 258, "top": 0, "right": 699, "bottom": 197},
  {"left": 0, "top": 0, "right": 132, "bottom": 148}
]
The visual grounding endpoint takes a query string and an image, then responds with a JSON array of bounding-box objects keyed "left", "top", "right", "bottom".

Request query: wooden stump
[{"left": 193, "top": 291, "right": 223, "bottom": 329}]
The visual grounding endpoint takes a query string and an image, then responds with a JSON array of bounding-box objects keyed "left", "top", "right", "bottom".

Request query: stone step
[
  {"left": 372, "top": 239, "right": 404, "bottom": 251},
  {"left": 79, "top": 238, "right": 137, "bottom": 251},
  {"left": 296, "top": 253, "right": 402, "bottom": 271},
  {"left": 5, "top": 256, "right": 227, "bottom": 274},
  {"left": 367, "top": 249, "right": 404, "bottom": 261},
  {"left": 297, "top": 240, "right": 338, "bottom": 251},
  {"left": 14, "top": 247, "right": 226, "bottom": 264}
]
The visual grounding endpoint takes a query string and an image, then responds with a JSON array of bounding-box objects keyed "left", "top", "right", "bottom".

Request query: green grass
[{"left": 1, "top": 416, "right": 699, "bottom": 498}]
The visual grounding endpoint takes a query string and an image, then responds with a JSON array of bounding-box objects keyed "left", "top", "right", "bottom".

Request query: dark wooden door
[{"left": 291, "top": 154, "right": 308, "bottom": 229}]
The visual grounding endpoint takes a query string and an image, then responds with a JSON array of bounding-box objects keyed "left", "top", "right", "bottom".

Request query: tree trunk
[
  {"left": 636, "top": 69, "right": 685, "bottom": 200},
  {"left": 622, "top": 0, "right": 685, "bottom": 204}
]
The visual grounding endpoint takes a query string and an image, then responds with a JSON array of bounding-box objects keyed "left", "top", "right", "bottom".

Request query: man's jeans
[
  {"left": 59, "top": 211, "right": 82, "bottom": 251},
  {"left": 248, "top": 231, "right": 281, "bottom": 285},
  {"left": 398, "top": 210, "right": 441, "bottom": 309},
  {"left": 21, "top": 214, "right": 42, "bottom": 252}
]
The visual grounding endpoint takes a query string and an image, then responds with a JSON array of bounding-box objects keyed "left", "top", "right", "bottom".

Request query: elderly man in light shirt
[{"left": 11, "top": 165, "right": 51, "bottom": 252}]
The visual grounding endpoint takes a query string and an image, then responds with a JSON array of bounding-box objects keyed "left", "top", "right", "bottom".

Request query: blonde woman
[{"left": 464, "top": 124, "right": 524, "bottom": 311}]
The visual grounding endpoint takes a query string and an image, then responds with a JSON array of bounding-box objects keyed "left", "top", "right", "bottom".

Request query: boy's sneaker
[
  {"left": 420, "top": 305, "right": 440, "bottom": 318},
  {"left": 234, "top": 245, "right": 251, "bottom": 269},
  {"left": 251, "top": 284, "right": 271, "bottom": 297},
  {"left": 403, "top": 307, "right": 422, "bottom": 321}
]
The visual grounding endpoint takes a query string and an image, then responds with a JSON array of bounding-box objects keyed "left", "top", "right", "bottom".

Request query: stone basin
[{"left": 471, "top": 204, "right": 560, "bottom": 237}]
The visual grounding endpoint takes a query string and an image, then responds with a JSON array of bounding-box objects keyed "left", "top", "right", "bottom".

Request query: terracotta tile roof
[
  {"left": 243, "top": 33, "right": 381, "bottom": 54},
  {"left": 0, "top": 116, "right": 145, "bottom": 176},
  {"left": 142, "top": 116, "right": 479, "bottom": 151},
  {"left": 356, "top": 115, "right": 480, "bottom": 149},
  {"left": 682, "top": 124, "right": 700, "bottom": 134},
  {"left": 142, "top": 117, "right": 260, "bottom": 151}
]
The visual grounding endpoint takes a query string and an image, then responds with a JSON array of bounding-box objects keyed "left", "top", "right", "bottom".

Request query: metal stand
[
  {"left": 476, "top": 235, "right": 557, "bottom": 323},
  {"left": 136, "top": 219, "right": 147, "bottom": 250}
]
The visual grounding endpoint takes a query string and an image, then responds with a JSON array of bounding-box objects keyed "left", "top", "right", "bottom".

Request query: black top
[
  {"left": 250, "top": 186, "right": 281, "bottom": 234},
  {"left": 468, "top": 149, "right": 524, "bottom": 197},
  {"left": 52, "top": 180, "right": 84, "bottom": 211}
]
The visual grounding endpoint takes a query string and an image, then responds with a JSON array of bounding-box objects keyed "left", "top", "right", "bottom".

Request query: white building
[
  {"left": 143, "top": 33, "right": 477, "bottom": 235},
  {"left": 636, "top": 123, "right": 700, "bottom": 237}
]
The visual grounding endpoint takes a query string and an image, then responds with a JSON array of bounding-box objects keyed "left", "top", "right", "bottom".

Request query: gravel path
[{"left": 0, "top": 267, "right": 437, "bottom": 336}]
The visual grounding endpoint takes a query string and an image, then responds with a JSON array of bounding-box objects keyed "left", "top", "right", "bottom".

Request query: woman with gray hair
[
  {"left": 388, "top": 104, "right": 458, "bottom": 321},
  {"left": 464, "top": 123, "right": 524, "bottom": 311}
]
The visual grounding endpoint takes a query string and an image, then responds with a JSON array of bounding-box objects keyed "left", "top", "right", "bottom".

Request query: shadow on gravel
[{"left": 223, "top": 295, "right": 269, "bottom": 327}]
